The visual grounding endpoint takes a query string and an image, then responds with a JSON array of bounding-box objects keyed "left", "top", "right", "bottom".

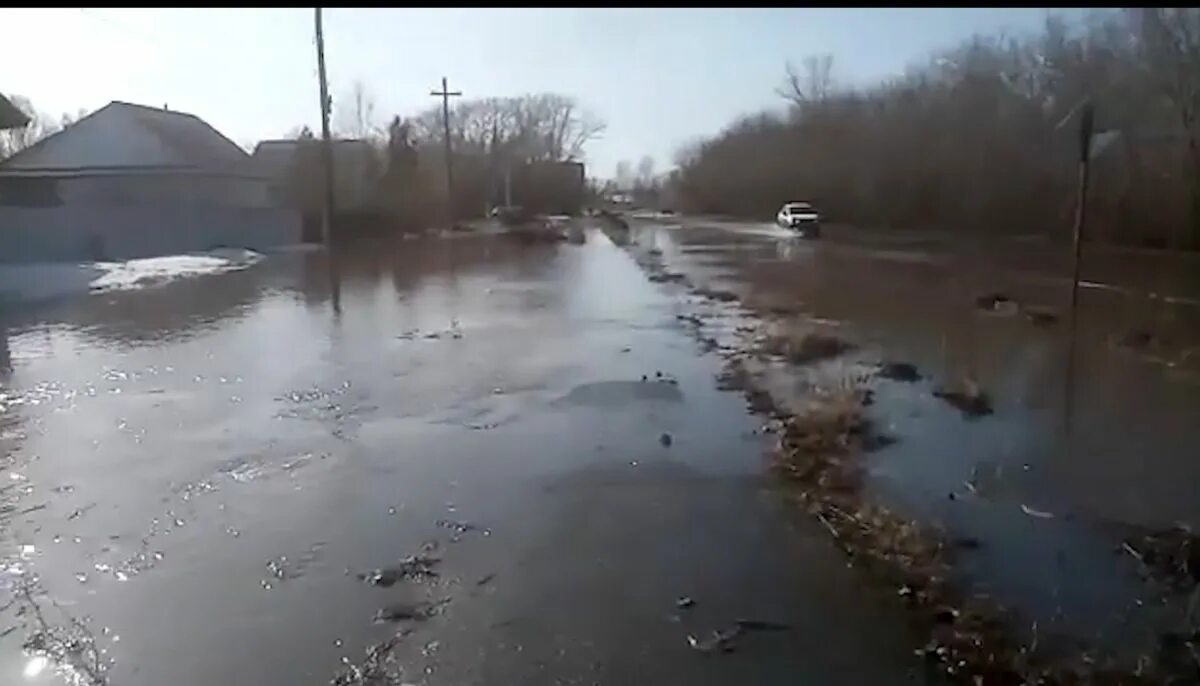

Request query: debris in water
[
  {"left": 975, "top": 292, "right": 1018, "bottom": 315},
  {"left": 476, "top": 573, "right": 497, "bottom": 587},
  {"left": 675, "top": 596, "right": 695, "bottom": 609},
  {"left": 436, "top": 519, "right": 488, "bottom": 541},
  {"left": 660, "top": 432, "right": 673, "bottom": 447},
  {"left": 358, "top": 553, "right": 441, "bottom": 587},
  {"left": 1020, "top": 504, "right": 1055, "bottom": 519},
  {"left": 373, "top": 598, "right": 449, "bottom": 624},
  {"left": 1022, "top": 307, "right": 1059, "bottom": 327},
  {"left": 932, "top": 379, "right": 993, "bottom": 418},
  {"left": 878, "top": 361, "right": 921, "bottom": 382},
  {"left": 686, "top": 625, "right": 742, "bottom": 654},
  {"left": 763, "top": 331, "right": 854, "bottom": 365}
]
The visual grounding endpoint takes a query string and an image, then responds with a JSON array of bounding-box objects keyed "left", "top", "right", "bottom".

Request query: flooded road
[
  {"left": 618, "top": 216, "right": 1200, "bottom": 667},
  {"left": 0, "top": 228, "right": 938, "bottom": 685}
]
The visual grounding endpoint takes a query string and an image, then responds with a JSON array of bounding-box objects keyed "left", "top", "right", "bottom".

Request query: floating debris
[
  {"left": 975, "top": 292, "right": 1019, "bottom": 315},
  {"left": 932, "top": 380, "right": 993, "bottom": 418},
  {"left": 436, "top": 519, "right": 488, "bottom": 541},
  {"left": 476, "top": 572, "right": 497, "bottom": 587},
  {"left": 358, "top": 554, "right": 441, "bottom": 587},
  {"left": 1020, "top": 504, "right": 1055, "bottom": 520},
  {"left": 373, "top": 598, "right": 449, "bottom": 624},
  {"left": 331, "top": 628, "right": 413, "bottom": 686},
  {"left": 878, "top": 361, "right": 921, "bottom": 382},
  {"left": 1121, "top": 524, "right": 1200, "bottom": 591},
  {"left": 686, "top": 625, "right": 742, "bottom": 654},
  {"left": 693, "top": 287, "right": 739, "bottom": 303},
  {"left": 659, "top": 432, "right": 673, "bottom": 447},
  {"left": 1022, "top": 307, "right": 1059, "bottom": 327},
  {"left": 675, "top": 596, "right": 695, "bottom": 609}
]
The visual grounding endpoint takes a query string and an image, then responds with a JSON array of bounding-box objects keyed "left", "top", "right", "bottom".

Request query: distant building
[
  {"left": 252, "top": 138, "right": 380, "bottom": 211},
  {"left": 0, "top": 93, "right": 29, "bottom": 130},
  {"left": 507, "top": 160, "right": 585, "bottom": 216},
  {"left": 0, "top": 101, "right": 269, "bottom": 207}
]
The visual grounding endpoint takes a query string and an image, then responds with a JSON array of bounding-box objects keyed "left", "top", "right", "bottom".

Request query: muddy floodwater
[
  {"left": 0, "top": 228, "right": 945, "bottom": 685},
  {"left": 620, "top": 216, "right": 1200, "bottom": 667}
]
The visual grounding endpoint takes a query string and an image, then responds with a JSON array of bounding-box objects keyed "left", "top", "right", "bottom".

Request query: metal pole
[{"left": 1064, "top": 102, "right": 1094, "bottom": 433}]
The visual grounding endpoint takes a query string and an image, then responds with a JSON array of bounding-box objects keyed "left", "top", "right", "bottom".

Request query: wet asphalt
[{"left": 0, "top": 228, "right": 938, "bottom": 685}]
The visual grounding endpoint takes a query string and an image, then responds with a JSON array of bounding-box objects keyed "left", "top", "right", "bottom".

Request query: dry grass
[{"left": 760, "top": 323, "right": 854, "bottom": 366}]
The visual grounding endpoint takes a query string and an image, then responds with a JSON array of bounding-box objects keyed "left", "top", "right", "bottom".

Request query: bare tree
[
  {"left": 637, "top": 155, "right": 655, "bottom": 187},
  {"left": 0, "top": 95, "right": 60, "bottom": 159},
  {"left": 1132, "top": 8, "right": 1200, "bottom": 246},
  {"left": 676, "top": 11, "right": 1200, "bottom": 248},
  {"left": 335, "top": 79, "right": 380, "bottom": 142},
  {"left": 615, "top": 160, "right": 633, "bottom": 190},
  {"left": 409, "top": 93, "right": 605, "bottom": 164},
  {"left": 778, "top": 54, "right": 835, "bottom": 107}
]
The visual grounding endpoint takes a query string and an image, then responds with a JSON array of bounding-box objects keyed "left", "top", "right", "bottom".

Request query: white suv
[{"left": 776, "top": 202, "right": 822, "bottom": 238}]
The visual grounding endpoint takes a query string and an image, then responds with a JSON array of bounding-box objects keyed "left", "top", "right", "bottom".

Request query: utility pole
[
  {"left": 314, "top": 7, "right": 339, "bottom": 316},
  {"left": 430, "top": 76, "right": 462, "bottom": 224},
  {"left": 1064, "top": 101, "right": 1095, "bottom": 433},
  {"left": 314, "top": 7, "right": 336, "bottom": 249}
]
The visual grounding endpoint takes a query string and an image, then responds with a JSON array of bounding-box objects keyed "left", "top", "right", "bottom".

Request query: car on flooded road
[{"left": 776, "top": 202, "right": 822, "bottom": 238}]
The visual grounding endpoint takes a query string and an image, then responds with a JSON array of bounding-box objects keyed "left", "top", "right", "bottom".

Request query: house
[
  {"left": 252, "top": 138, "right": 380, "bottom": 211},
  {"left": 0, "top": 101, "right": 301, "bottom": 263},
  {"left": 0, "top": 93, "right": 29, "bottom": 130},
  {"left": 0, "top": 101, "right": 269, "bottom": 207}
]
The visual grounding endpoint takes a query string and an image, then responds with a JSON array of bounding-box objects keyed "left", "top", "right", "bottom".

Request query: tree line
[
  {"left": 672, "top": 9, "right": 1200, "bottom": 250},
  {"left": 288, "top": 82, "right": 604, "bottom": 222}
]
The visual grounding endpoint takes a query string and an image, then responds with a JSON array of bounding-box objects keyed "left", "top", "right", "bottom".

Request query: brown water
[
  {"left": 0, "top": 229, "right": 939, "bottom": 685},
  {"left": 620, "top": 217, "right": 1200, "bottom": 662}
]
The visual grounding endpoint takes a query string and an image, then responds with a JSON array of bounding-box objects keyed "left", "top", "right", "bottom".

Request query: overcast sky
[{"left": 2, "top": 8, "right": 1095, "bottom": 179}]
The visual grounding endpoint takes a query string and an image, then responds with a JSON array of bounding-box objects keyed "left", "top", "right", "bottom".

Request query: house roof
[
  {"left": 0, "top": 101, "right": 261, "bottom": 178},
  {"left": 0, "top": 93, "right": 30, "bottom": 130}
]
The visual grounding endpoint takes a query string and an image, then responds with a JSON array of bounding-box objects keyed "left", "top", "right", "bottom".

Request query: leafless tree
[
  {"left": 637, "top": 155, "right": 655, "bottom": 188},
  {"left": 615, "top": 160, "right": 633, "bottom": 190},
  {"left": 409, "top": 93, "right": 605, "bottom": 164},
  {"left": 0, "top": 95, "right": 61, "bottom": 159},
  {"left": 335, "top": 79, "right": 381, "bottom": 143},
  {"left": 778, "top": 54, "right": 835, "bottom": 107},
  {"left": 1131, "top": 8, "right": 1200, "bottom": 246},
  {"left": 675, "top": 11, "right": 1200, "bottom": 249}
]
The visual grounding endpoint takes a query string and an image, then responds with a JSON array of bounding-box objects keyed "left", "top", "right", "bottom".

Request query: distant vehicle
[{"left": 776, "top": 202, "right": 821, "bottom": 238}]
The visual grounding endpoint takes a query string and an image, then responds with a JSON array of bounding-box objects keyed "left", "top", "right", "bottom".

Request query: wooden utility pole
[
  {"left": 430, "top": 77, "right": 462, "bottom": 224},
  {"left": 314, "top": 7, "right": 336, "bottom": 248}
]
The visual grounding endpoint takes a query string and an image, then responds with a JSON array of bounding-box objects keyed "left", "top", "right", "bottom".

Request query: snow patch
[{"left": 89, "top": 250, "right": 263, "bottom": 293}]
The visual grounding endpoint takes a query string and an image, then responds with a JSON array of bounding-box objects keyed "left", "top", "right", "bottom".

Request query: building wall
[
  {"left": 0, "top": 173, "right": 270, "bottom": 208},
  {"left": 0, "top": 204, "right": 302, "bottom": 263}
]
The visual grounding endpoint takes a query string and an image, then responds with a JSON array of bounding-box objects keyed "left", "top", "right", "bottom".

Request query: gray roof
[
  {"left": 0, "top": 93, "right": 30, "bottom": 130},
  {"left": 0, "top": 101, "right": 261, "bottom": 177}
]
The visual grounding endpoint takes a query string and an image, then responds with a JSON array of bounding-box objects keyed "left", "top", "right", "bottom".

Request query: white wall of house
[
  {"left": 55, "top": 174, "right": 270, "bottom": 207},
  {"left": 0, "top": 204, "right": 303, "bottom": 263}
]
